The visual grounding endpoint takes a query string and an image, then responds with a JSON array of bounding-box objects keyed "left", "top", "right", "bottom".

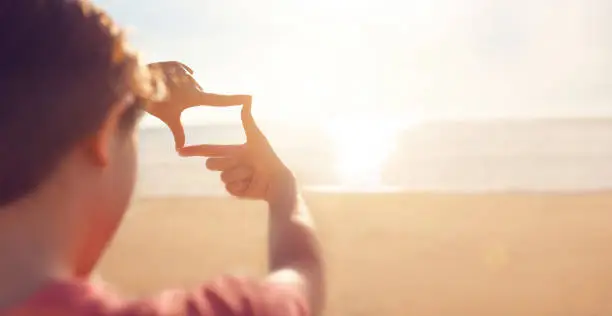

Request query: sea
[{"left": 135, "top": 118, "right": 612, "bottom": 197}]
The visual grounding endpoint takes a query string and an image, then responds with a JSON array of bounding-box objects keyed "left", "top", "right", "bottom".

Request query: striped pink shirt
[{"left": 5, "top": 276, "right": 308, "bottom": 316}]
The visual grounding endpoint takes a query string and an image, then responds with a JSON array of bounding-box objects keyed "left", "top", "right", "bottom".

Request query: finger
[
  {"left": 179, "top": 144, "right": 244, "bottom": 157},
  {"left": 243, "top": 173, "right": 266, "bottom": 198},
  {"left": 164, "top": 117, "right": 185, "bottom": 149},
  {"left": 241, "top": 98, "right": 266, "bottom": 143},
  {"left": 185, "top": 93, "right": 251, "bottom": 109},
  {"left": 226, "top": 180, "right": 249, "bottom": 196},
  {"left": 206, "top": 157, "right": 239, "bottom": 171},
  {"left": 186, "top": 73, "right": 204, "bottom": 92},
  {"left": 221, "top": 166, "right": 253, "bottom": 184},
  {"left": 148, "top": 61, "right": 185, "bottom": 78},
  {"left": 178, "top": 62, "right": 194, "bottom": 74},
  {"left": 179, "top": 74, "right": 207, "bottom": 108},
  {"left": 158, "top": 61, "right": 191, "bottom": 74}
]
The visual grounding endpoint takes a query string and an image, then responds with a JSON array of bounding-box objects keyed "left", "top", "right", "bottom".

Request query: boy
[{"left": 0, "top": 0, "right": 324, "bottom": 315}]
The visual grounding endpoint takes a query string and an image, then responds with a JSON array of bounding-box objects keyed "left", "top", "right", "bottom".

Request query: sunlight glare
[{"left": 325, "top": 117, "right": 400, "bottom": 188}]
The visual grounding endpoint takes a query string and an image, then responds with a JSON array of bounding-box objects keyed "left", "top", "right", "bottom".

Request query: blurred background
[
  {"left": 96, "top": 0, "right": 612, "bottom": 196},
  {"left": 94, "top": 1, "right": 612, "bottom": 315}
]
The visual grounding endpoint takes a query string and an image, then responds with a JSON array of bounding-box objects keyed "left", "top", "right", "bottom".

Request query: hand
[
  {"left": 145, "top": 61, "right": 201, "bottom": 148},
  {"left": 177, "top": 100, "right": 296, "bottom": 203},
  {"left": 145, "top": 61, "right": 249, "bottom": 149}
]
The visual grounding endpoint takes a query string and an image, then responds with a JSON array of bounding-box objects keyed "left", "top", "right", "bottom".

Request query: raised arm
[
  {"left": 178, "top": 100, "right": 326, "bottom": 315},
  {"left": 266, "top": 179, "right": 325, "bottom": 315}
]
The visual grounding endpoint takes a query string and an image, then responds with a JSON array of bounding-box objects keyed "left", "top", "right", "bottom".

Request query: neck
[{"left": 0, "top": 184, "right": 83, "bottom": 308}]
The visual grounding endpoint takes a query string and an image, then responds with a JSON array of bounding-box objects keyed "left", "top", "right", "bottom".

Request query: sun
[{"left": 325, "top": 117, "right": 400, "bottom": 189}]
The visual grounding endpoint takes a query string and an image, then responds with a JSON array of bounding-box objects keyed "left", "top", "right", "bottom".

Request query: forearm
[
  {"left": 267, "top": 192, "right": 325, "bottom": 314},
  {"left": 268, "top": 194, "right": 321, "bottom": 270}
]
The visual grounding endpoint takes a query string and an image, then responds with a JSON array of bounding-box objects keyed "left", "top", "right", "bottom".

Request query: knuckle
[
  {"left": 206, "top": 158, "right": 218, "bottom": 169},
  {"left": 220, "top": 171, "right": 231, "bottom": 183},
  {"left": 226, "top": 181, "right": 247, "bottom": 196}
]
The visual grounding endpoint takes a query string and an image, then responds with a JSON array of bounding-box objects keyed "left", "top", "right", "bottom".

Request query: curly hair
[{"left": 0, "top": 0, "right": 162, "bottom": 206}]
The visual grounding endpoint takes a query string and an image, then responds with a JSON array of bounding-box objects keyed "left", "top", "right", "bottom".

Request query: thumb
[
  {"left": 165, "top": 117, "right": 186, "bottom": 149},
  {"left": 241, "top": 97, "right": 264, "bottom": 143}
]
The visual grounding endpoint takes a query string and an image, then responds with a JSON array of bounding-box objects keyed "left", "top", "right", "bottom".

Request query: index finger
[
  {"left": 185, "top": 93, "right": 252, "bottom": 108},
  {"left": 148, "top": 61, "right": 193, "bottom": 75},
  {"left": 178, "top": 144, "right": 244, "bottom": 157}
]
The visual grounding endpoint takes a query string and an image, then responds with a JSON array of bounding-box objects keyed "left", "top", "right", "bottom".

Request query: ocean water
[{"left": 135, "top": 118, "right": 612, "bottom": 197}]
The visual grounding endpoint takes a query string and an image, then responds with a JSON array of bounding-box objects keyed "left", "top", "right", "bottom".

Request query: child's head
[{"left": 0, "top": 0, "right": 160, "bottom": 276}]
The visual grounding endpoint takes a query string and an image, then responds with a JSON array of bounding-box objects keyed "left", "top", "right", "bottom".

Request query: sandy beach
[{"left": 98, "top": 192, "right": 612, "bottom": 316}]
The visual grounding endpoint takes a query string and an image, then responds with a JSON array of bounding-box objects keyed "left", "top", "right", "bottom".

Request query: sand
[{"left": 98, "top": 192, "right": 612, "bottom": 316}]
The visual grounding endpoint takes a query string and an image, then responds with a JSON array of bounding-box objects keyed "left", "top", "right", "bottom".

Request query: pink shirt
[{"left": 5, "top": 276, "right": 308, "bottom": 316}]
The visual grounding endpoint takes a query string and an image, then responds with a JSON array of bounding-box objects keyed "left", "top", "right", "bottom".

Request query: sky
[{"left": 95, "top": 0, "right": 612, "bottom": 127}]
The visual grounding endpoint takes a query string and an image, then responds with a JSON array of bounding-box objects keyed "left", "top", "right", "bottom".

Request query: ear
[{"left": 84, "top": 94, "right": 135, "bottom": 167}]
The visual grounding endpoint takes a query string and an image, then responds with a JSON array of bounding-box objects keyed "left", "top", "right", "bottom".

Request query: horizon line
[{"left": 139, "top": 114, "right": 612, "bottom": 130}]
